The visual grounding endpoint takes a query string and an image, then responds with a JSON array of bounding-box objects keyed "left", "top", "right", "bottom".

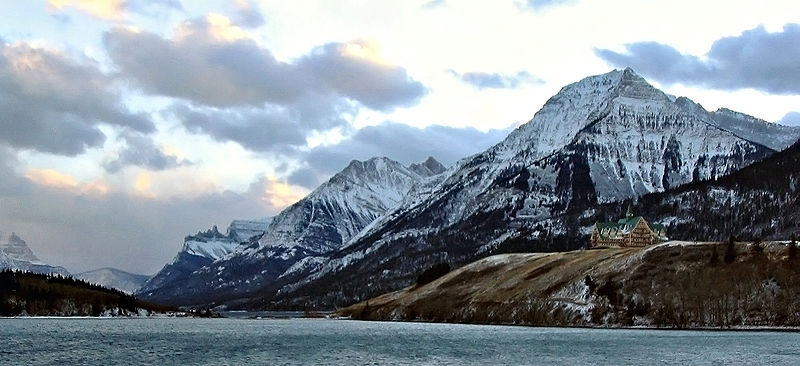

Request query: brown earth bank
[{"left": 338, "top": 240, "right": 800, "bottom": 328}]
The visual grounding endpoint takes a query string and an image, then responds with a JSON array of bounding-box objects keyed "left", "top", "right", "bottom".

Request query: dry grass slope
[{"left": 339, "top": 241, "right": 800, "bottom": 328}]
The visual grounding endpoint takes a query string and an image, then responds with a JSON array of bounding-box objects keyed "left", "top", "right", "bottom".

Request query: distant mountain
[
  {"left": 0, "top": 232, "right": 69, "bottom": 276},
  {"left": 74, "top": 268, "right": 150, "bottom": 295},
  {"left": 257, "top": 68, "right": 799, "bottom": 309},
  {"left": 138, "top": 156, "right": 446, "bottom": 307},
  {"left": 137, "top": 218, "right": 272, "bottom": 299}
]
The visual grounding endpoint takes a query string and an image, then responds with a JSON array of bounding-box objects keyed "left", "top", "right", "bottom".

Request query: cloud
[
  {"left": 421, "top": 0, "right": 446, "bottom": 10},
  {"left": 520, "top": 0, "right": 577, "bottom": 10},
  {"left": 47, "top": 0, "right": 183, "bottom": 20},
  {"left": 0, "top": 154, "right": 300, "bottom": 273},
  {"left": 779, "top": 112, "right": 800, "bottom": 127},
  {"left": 232, "top": 0, "right": 265, "bottom": 28},
  {"left": 0, "top": 40, "right": 154, "bottom": 156},
  {"left": 48, "top": 0, "right": 125, "bottom": 20},
  {"left": 298, "top": 40, "right": 427, "bottom": 111},
  {"left": 167, "top": 102, "right": 353, "bottom": 153},
  {"left": 104, "top": 17, "right": 426, "bottom": 110},
  {"left": 595, "top": 24, "right": 800, "bottom": 95},
  {"left": 287, "top": 122, "right": 513, "bottom": 188},
  {"left": 103, "top": 132, "right": 191, "bottom": 173},
  {"left": 454, "top": 70, "right": 544, "bottom": 89}
]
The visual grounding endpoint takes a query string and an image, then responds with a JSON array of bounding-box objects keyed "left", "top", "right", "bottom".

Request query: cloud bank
[
  {"left": 595, "top": 24, "right": 800, "bottom": 95},
  {"left": 0, "top": 39, "right": 153, "bottom": 156}
]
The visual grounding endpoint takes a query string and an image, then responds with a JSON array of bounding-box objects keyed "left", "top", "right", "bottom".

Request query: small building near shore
[{"left": 590, "top": 206, "right": 668, "bottom": 248}]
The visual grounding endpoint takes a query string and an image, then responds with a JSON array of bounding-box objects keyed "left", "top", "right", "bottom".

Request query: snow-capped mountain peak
[{"left": 0, "top": 231, "right": 69, "bottom": 276}]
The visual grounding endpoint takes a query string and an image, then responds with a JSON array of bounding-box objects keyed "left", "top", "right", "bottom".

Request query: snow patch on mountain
[
  {"left": 0, "top": 232, "right": 70, "bottom": 276},
  {"left": 74, "top": 268, "right": 150, "bottom": 294}
]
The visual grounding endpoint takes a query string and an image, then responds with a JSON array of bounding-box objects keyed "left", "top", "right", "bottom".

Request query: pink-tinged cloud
[{"left": 48, "top": 0, "right": 126, "bottom": 20}]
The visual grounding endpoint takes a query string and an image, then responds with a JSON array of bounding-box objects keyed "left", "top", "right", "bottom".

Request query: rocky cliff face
[
  {"left": 137, "top": 218, "right": 272, "bottom": 298},
  {"left": 138, "top": 157, "right": 446, "bottom": 307}
]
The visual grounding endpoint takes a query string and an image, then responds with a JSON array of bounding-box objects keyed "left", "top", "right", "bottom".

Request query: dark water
[{"left": 2, "top": 318, "right": 799, "bottom": 365}]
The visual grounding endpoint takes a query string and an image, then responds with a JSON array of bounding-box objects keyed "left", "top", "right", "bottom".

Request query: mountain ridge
[
  {"left": 138, "top": 156, "right": 447, "bottom": 306},
  {"left": 140, "top": 68, "right": 800, "bottom": 310}
]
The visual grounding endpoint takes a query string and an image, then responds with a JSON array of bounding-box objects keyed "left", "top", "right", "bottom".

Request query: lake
[{"left": 2, "top": 318, "right": 799, "bottom": 365}]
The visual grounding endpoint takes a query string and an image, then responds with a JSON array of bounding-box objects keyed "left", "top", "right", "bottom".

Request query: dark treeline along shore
[{"left": 0, "top": 270, "right": 174, "bottom": 316}]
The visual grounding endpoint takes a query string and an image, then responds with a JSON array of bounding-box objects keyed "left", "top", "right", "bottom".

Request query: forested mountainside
[{"left": 0, "top": 271, "right": 172, "bottom": 316}]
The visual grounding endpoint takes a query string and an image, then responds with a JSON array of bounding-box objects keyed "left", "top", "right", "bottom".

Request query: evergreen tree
[{"left": 724, "top": 235, "right": 737, "bottom": 264}]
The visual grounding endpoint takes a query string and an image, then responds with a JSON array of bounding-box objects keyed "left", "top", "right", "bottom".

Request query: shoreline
[
  {"left": 332, "top": 316, "right": 800, "bottom": 332},
  {"left": 4, "top": 314, "right": 800, "bottom": 333}
]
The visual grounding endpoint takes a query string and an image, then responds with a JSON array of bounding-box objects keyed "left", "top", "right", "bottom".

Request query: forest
[{"left": 0, "top": 270, "right": 172, "bottom": 316}]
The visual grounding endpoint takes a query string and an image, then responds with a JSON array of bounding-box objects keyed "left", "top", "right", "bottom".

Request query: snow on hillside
[{"left": 74, "top": 268, "right": 150, "bottom": 294}]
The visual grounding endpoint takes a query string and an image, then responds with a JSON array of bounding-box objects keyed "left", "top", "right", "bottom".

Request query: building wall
[{"left": 591, "top": 218, "right": 662, "bottom": 248}]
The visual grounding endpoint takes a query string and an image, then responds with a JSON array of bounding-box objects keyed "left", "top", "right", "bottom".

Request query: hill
[
  {"left": 74, "top": 268, "right": 151, "bottom": 295},
  {"left": 339, "top": 241, "right": 800, "bottom": 328},
  {"left": 0, "top": 270, "right": 173, "bottom": 316}
]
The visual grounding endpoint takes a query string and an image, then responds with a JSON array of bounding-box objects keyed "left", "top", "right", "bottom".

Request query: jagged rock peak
[{"left": 407, "top": 156, "right": 446, "bottom": 177}]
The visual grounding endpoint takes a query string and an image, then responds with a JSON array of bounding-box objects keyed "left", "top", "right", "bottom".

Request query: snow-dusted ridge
[{"left": 138, "top": 156, "right": 448, "bottom": 305}]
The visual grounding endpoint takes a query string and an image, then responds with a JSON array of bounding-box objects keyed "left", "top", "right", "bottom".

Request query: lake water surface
[{"left": 2, "top": 318, "right": 799, "bottom": 365}]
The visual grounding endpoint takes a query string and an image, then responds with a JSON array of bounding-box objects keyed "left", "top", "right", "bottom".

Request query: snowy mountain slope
[
  {"left": 138, "top": 157, "right": 446, "bottom": 306},
  {"left": 709, "top": 108, "right": 800, "bottom": 151},
  {"left": 0, "top": 232, "right": 40, "bottom": 263},
  {"left": 74, "top": 268, "right": 150, "bottom": 294},
  {"left": 0, "top": 232, "right": 70, "bottom": 276},
  {"left": 258, "top": 68, "right": 792, "bottom": 309},
  {"left": 137, "top": 218, "right": 271, "bottom": 296}
]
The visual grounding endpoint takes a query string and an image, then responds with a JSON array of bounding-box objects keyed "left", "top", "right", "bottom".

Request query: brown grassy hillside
[{"left": 339, "top": 241, "right": 800, "bottom": 328}]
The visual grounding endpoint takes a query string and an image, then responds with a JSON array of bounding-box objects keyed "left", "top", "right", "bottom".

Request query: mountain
[
  {"left": 340, "top": 241, "right": 800, "bottom": 328},
  {"left": 576, "top": 136, "right": 800, "bottom": 242},
  {"left": 254, "top": 68, "right": 798, "bottom": 309},
  {"left": 0, "top": 232, "right": 69, "bottom": 276},
  {"left": 74, "top": 268, "right": 151, "bottom": 294},
  {"left": 137, "top": 218, "right": 272, "bottom": 298},
  {"left": 138, "top": 157, "right": 446, "bottom": 307}
]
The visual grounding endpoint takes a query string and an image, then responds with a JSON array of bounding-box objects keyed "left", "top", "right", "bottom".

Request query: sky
[{"left": 1, "top": 0, "right": 799, "bottom": 275}]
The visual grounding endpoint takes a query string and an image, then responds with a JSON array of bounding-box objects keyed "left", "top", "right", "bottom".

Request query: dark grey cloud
[
  {"left": 105, "top": 19, "right": 426, "bottom": 154},
  {"left": 0, "top": 40, "right": 154, "bottom": 156},
  {"left": 103, "top": 132, "right": 192, "bottom": 173},
  {"left": 104, "top": 24, "right": 304, "bottom": 107},
  {"left": 287, "top": 122, "right": 513, "bottom": 188},
  {"left": 779, "top": 112, "right": 800, "bottom": 127},
  {"left": 104, "top": 19, "right": 426, "bottom": 110},
  {"left": 232, "top": 0, "right": 266, "bottom": 28},
  {"left": 454, "top": 70, "right": 544, "bottom": 89},
  {"left": 298, "top": 42, "right": 427, "bottom": 111},
  {"left": 595, "top": 24, "right": 800, "bottom": 94},
  {"left": 167, "top": 101, "right": 354, "bottom": 153}
]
